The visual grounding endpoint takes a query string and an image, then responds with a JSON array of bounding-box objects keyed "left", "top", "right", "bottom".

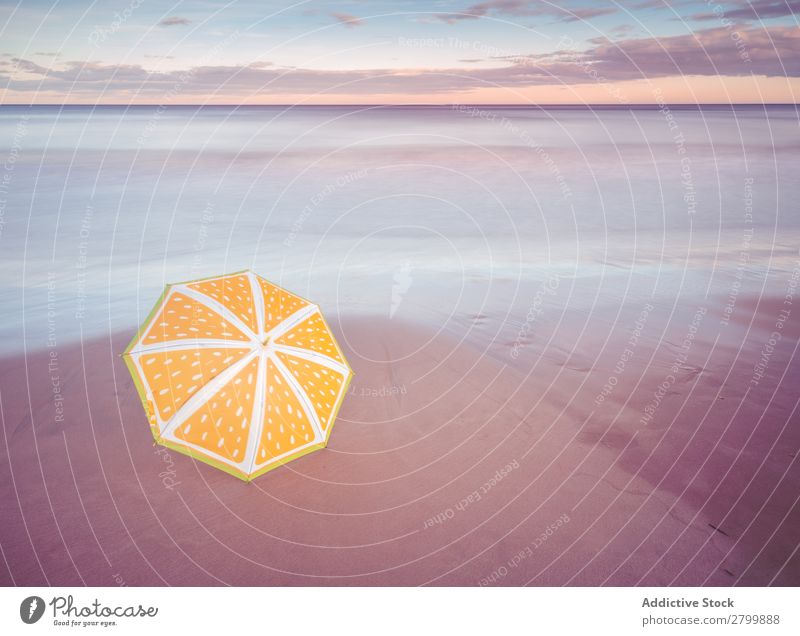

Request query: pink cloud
[
  {"left": 436, "top": 1, "right": 617, "bottom": 23},
  {"left": 331, "top": 12, "right": 364, "bottom": 28},
  {"left": 1, "top": 25, "right": 797, "bottom": 101}
]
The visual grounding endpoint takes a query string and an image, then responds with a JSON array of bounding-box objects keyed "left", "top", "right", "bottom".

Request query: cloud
[
  {"left": 609, "top": 24, "right": 636, "bottom": 36},
  {"left": 689, "top": 0, "right": 800, "bottom": 21},
  {"left": 159, "top": 16, "right": 191, "bottom": 27},
  {"left": 331, "top": 12, "right": 363, "bottom": 28},
  {"left": 436, "top": 1, "right": 617, "bottom": 23},
  {"left": 558, "top": 7, "right": 619, "bottom": 22},
  {"left": 570, "top": 24, "right": 800, "bottom": 79},
  {"left": 1, "top": 25, "right": 797, "bottom": 100}
]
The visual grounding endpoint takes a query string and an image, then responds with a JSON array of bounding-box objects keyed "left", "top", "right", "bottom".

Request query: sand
[{"left": 0, "top": 301, "right": 798, "bottom": 586}]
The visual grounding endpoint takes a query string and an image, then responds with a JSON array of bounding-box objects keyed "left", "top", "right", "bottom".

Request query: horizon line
[{"left": 1, "top": 102, "right": 798, "bottom": 108}]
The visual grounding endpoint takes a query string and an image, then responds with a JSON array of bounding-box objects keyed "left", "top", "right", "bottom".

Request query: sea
[{"left": 0, "top": 104, "right": 797, "bottom": 356}]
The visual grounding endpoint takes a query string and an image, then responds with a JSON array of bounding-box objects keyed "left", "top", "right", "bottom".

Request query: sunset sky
[{"left": 0, "top": 0, "right": 797, "bottom": 104}]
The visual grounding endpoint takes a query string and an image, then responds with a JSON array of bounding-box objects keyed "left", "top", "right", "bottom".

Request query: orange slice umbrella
[{"left": 122, "top": 270, "right": 353, "bottom": 481}]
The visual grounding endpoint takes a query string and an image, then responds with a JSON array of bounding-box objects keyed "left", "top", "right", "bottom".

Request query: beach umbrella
[{"left": 122, "top": 270, "right": 353, "bottom": 481}]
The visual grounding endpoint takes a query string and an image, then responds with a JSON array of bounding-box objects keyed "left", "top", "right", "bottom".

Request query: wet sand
[{"left": 0, "top": 302, "right": 798, "bottom": 586}]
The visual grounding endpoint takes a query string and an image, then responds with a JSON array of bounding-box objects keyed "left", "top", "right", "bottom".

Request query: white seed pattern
[
  {"left": 257, "top": 359, "right": 311, "bottom": 463},
  {"left": 140, "top": 347, "right": 250, "bottom": 421},
  {"left": 173, "top": 356, "right": 259, "bottom": 462},
  {"left": 188, "top": 274, "right": 259, "bottom": 334},
  {"left": 275, "top": 351, "right": 346, "bottom": 432},
  {"left": 257, "top": 277, "right": 309, "bottom": 332},
  {"left": 141, "top": 291, "right": 249, "bottom": 345},
  {"left": 274, "top": 311, "right": 344, "bottom": 363}
]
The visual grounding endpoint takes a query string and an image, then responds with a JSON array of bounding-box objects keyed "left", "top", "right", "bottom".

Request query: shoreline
[{"left": 1, "top": 305, "right": 797, "bottom": 586}]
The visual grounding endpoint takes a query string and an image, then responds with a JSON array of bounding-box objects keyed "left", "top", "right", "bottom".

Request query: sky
[{"left": 0, "top": 0, "right": 797, "bottom": 104}]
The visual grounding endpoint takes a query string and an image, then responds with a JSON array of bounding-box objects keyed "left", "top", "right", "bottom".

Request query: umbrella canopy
[{"left": 122, "top": 270, "right": 353, "bottom": 481}]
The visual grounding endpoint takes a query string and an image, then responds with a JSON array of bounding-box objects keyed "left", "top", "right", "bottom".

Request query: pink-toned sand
[{"left": 0, "top": 303, "right": 798, "bottom": 586}]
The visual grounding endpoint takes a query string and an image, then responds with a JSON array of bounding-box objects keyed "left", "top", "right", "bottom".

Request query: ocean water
[{"left": 0, "top": 104, "right": 797, "bottom": 356}]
